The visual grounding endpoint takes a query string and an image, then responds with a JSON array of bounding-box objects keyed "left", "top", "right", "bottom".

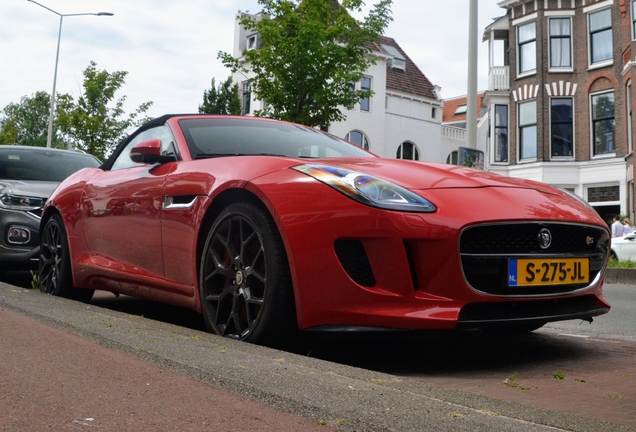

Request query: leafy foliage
[
  {"left": 218, "top": 0, "right": 392, "bottom": 128},
  {"left": 55, "top": 61, "right": 153, "bottom": 161},
  {"left": 199, "top": 77, "right": 242, "bottom": 115},
  {"left": 0, "top": 91, "right": 64, "bottom": 147}
]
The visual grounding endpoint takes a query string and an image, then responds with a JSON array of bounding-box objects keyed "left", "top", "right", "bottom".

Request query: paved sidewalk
[
  {"left": 1, "top": 307, "right": 331, "bottom": 432},
  {"left": 1, "top": 283, "right": 633, "bottom": 432}
]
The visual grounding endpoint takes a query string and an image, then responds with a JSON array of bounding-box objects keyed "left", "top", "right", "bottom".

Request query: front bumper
[
  {"left": 250, "top": 171, "right": 611, "bottom": 331},
  {"left": 0, "top": 208, "right": 41, "bottom": 270}
]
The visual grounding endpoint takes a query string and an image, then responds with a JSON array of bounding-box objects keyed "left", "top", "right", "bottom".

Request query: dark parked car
[{"left": 0, "top": 146, "right": 100, "bottom": 271}]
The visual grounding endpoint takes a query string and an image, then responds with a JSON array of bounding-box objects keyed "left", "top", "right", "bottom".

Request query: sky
[{"left": 0, "top": 0, "right": 506, "bottom": 119}]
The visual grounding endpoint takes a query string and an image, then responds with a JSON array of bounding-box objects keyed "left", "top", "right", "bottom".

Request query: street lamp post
[{"left": 25, "top": 0, "right": 113, "bottom": 149}]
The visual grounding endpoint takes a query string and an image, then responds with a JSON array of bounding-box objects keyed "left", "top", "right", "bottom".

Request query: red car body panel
[
  {"left": 247, "top": 168, "right": 608, "bottom": 329},
  {"left": 42, "top": 115, "right": 611, "bottom": 333}
]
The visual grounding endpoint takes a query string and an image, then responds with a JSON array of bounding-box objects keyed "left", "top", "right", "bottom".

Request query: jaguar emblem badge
[{"left": 538, "top": 228, "right": 552, "bottom": 250}]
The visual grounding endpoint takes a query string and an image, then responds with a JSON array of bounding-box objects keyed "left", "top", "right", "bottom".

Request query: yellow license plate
[{"left": 508, "top": 258, "right": 589, "bottom": 287}]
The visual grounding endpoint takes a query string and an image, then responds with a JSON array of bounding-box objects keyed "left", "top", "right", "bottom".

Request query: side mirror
[
  {"left": 627, "top": 234, "right": 636, "bottom": 241},
  {"left": 130, "top": 139, "right": 175, "bottom": 164}
]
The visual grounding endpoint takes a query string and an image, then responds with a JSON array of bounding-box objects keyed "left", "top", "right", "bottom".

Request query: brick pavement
[
  {"left": 0, "top": 307, "right": 333, "bottom": 431},
  {"left": 409, "top": 332, "right": 636, "bottom": 428},
  {"left": 2, "top": 282, "right": 634, "bottom": 432}
]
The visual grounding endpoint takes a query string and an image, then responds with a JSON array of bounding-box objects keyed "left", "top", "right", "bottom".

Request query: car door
[
  {"left": 615, "top": 234, "right": 636, "bottom": 260},
  {"left": 81, "top": 126, "right": 177, "bottom": 279}
]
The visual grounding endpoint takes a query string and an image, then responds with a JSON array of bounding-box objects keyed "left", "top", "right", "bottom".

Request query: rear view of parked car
[
  {"left": 0, "top": 146, "right": 100, "bottom": 272},
  {"left": 610, "top": 234, "right": 636, "bottom": 261}
]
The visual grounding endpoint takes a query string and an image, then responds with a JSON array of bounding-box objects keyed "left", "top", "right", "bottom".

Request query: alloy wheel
[
  {"left": 201, "top": 214, "right": 267, "bottom": 340},
  {"left": 39, "top": 218, "right": 62, "bottom": 294}
]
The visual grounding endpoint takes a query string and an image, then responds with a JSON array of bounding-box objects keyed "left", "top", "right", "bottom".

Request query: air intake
[{"left": 334, "top": 240, "right": 376, "bottom": 287}]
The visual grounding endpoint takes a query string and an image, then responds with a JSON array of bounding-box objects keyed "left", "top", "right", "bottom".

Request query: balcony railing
[
  {"left": 442, "top": 125, "right": 466, "bottom": 141},
  {"left": 489, "top": 66, "right": 509, "bottom": 91}
]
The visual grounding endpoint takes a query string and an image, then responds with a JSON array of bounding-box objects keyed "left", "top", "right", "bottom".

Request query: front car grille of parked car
[
  {"left": 27, "top": 208, "right": 43, "bottom": 219},
  {"left": 459, "top": 222, "right": 609, "bottom": 296}
]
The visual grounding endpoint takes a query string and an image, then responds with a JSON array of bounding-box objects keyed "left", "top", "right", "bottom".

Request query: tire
[
  {"left": 38, "top": 214, "right": 94, "bottom": 303},
  {"left": 199, "top": 202, "right": 296, "bottom": 347}
]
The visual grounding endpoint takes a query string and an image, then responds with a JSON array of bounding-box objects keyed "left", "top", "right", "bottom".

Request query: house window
[
  {"left": 518, "top": 21, "right": 536, "bottom": 75},
  {"left": 551, "top": 98, "right": 574, "bottom": 157},
  {"left": 632, "top": 1, "right": 636, "bottom": 40},
  {"left": 347, "top": 81, "right": 355, "bottom": 109},
  {"left": 380, "top": 44, "right": 406, "bottom": 70},
  {"left": 431, "top": 107, "right": 437, "bottom": 119},
  {"left": 518, "top": 100, "right": 537, "bottom": 160},
  {"left": 494, "top": 105, "right": 508, "bottom": 162},
  {"left": 242, "top": 82, "right": 251, "bottom": 115},
  {"left": 360, "top": 77, "right": 371, "bottom": 112},
  {"left": 345, "top": 131, "right": 369, "bottom": 150},
  {"left": 454, "top": 104, "right": 467, "bottom": 115},
  {"left": 549, "top": 18, "right": 572, "bottom": 69},
  {"left": 589, "top": 8, "right": 612, "bottom": 65},
  {"left": 446, "top": 151, "right": 458, "bottom": 165},
  {"left": 396, "top": 142, "right": 419, "bottom": 160},
  {"left": 628, "top": 81, "right": 633, "bottom": 153},
  {"left": 591, "top": 90, "right": 615, "bottom": 156},
  {"left": 247, "top": 34, "right": 259, "bottom": 50}
]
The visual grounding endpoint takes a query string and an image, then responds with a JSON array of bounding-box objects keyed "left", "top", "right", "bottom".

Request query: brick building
[{"left": 483, "top": 0, "right": 636, "bottom": 223}]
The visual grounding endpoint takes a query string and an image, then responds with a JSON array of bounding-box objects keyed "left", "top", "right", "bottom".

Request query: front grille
[
  {"left": 459, "top": 223, "right": 609, "bottom": 296},
  {"left": 334, "top": 239, "right": 376, "bottom": 287},
  {"left": 27, "top": 208, "right": 43, "bottom": 219}
]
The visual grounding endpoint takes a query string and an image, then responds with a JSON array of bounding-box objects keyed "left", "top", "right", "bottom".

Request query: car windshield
[
  {"left": 0, "top": 148, "right": 100, "bottom": 182},
  {"left": 178, "top": 118, "right": 375, "bottom": 159}
]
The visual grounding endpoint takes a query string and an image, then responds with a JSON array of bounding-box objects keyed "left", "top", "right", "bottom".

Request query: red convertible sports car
[{"left": 39, "top": 114, "right": 611, "bottom": 347}]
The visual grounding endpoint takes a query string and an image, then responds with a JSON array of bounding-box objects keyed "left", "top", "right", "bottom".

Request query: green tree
[
  {"left": 218, "top": 0, "right": 392, "bottom": 128},
  {"left": 55, "top": 61, "right": 153, "bottom": 160},
  {"left": 199, "top": 77, "right": 242, "bottom": 115},
  {"left": 0, "top": 91, "right": 64, "bottom": 147}
]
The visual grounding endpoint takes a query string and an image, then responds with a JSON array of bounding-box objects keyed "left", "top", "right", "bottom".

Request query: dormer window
[
  {"left": 380, "top": 44, "right": 406, "bottom": 71},
  {"left": 454, "top": 104, "right": 467, "bottom": 115},
  {"left": 247, "top": 34, "right": 259, "bottom": 50}
]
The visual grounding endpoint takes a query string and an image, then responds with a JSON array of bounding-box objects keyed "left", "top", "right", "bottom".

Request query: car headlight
[
  {"left": 0, "top": 194, "right": 47, "bottom": 211},
  {"left": 292, "top": 164, "right": 436, "bottom": 212}
]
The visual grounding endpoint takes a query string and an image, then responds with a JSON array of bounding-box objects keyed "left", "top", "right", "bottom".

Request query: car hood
[
  {"left": 302, "top": 158, "right": 558, "bottom": 193},
  {"left": 0, "top": 180, "right": 59, "bottom": 198}
]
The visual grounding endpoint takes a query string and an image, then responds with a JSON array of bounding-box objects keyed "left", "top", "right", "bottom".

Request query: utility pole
[{"left": 466, "top": 0, "right": 478, "bottom": 149}]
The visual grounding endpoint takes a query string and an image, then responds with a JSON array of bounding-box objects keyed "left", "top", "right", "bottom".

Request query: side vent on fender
[
  {"left": 334, "top": 240, "right": 376, "bottom": 287},
  {"left": 403, "top": 241, "right": 420, "bottom": 291}
]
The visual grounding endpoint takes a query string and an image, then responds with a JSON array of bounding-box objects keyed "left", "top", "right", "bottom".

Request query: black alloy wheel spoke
[
  {"left": 203, "top": 214, "right": 267, "bottom": 340},
  {"left": 40, "top": 222, "right": 62, "bottom": 294},
  {"left": 231, "top": 293, "right": 245, "bottom": 336}
]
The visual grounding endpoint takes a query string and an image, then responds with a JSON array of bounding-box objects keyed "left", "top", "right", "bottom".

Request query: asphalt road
[{"left": 544, "top": 283, "right": 636, "bottom": 341}]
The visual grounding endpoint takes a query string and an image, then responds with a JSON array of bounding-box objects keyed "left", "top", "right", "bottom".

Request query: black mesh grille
[
  {"left": 334, "top": 240, "right": 376, "bottom": 287},
  {"left": 461, "top": 223, "right": 603, "bottom": 254},
  {"left": 459, "top": 223, "right": 609, "bottom": 296},
  {"left": 28, "top": 208, "right": 43, "bottom": 219}
]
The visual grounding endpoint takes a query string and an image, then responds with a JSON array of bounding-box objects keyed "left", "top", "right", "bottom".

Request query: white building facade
[{"left": 231, "top": 12, "right": 447, "bottom": 162}]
